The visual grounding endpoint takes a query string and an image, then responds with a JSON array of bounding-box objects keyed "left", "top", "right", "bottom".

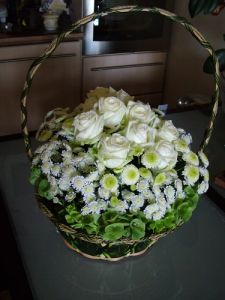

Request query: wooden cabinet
[
  {"left": 82, "top": 52, "right": 167, "bottom": 105},
  {"left": 0, "top": 40, "right": 82, "bottom": 136}
]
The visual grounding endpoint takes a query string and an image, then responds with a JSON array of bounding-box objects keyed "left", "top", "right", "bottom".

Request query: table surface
[{"left": 0, "top": 109, "right": 225, "bottom": 300}]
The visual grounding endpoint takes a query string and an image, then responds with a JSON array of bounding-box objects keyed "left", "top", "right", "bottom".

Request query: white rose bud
[
  {"left": 155, "top": 140, "right": 178, "bottom": 169},
  {"left": 125, "top": 120, "right": 156, "bottom": 146},
  {"left": 96, "top": 96, "right": 127, "bottom": 128},
  {"left": 127, "top": 100, "right": 155, "bottom": 124},
  {"left": 73, "top": 110, "right": 104, "bottom": 144},
  {"left": 157, "top": 120, "right": 179, "bottom": 142},
  {"left": 98, "top": 133, "right": 130, "bottom": 169}
]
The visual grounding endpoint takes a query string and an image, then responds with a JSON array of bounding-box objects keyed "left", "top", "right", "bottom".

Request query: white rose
[
  {"left": 73, "top": 110, "right": 104, "bottom": 144},
  {"left": 127, "top": 100, "right": 155, "bottom": 124},
  {"left": 125, "top": 120, "right": 156, "bottom": 146},
  {"left": 96, "top": 96, "right": 127, "bottom": 128},
  {"left": 155, "top": 140, "right": 178, "bottom": 169},
  {"left": 157, "top": 120, "right": 179, "bottom": 142},
  {"left": 98, "top": 133, "right": 130, "bottom": 169}
]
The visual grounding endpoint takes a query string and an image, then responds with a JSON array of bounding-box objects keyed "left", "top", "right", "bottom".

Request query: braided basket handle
[{"left": 20, "top": 6, "right": 220, "bottom": 160}]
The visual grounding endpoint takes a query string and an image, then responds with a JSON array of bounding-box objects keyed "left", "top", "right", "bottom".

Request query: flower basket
[{"left": 20, "top": 6, "right": 220, "bottom": 261}]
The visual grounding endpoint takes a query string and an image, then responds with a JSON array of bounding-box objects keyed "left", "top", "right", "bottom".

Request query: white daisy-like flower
[
  {"left": 183, "top": 151, "right": 199, "bottom": 166},
  {"left": 180, "top": 133, "right": 192, "bottom": 145},
  {"left": 62, "top": 165, "right": 77, "bottom": 178},
  {"left": 154, "top": 172, "right": 167, "bottom": 186},
  {"left": 87, "top": 201, "right": 102, "bottom": 214},
  {"left": 82, "top": 184, "right": 95, "bottom": 197},
  {"left": 139, "top": 167, "right": 153, "bottom": 181},
  {"left": 136, "top": 179, "right": 149, "bottom": 193},
  {"left": 174, "top": 179, "right": 185, "bottom": 199},
  {"left": 41, "top": 161, "right": 52, "bottom": 175},
  {"left": 141, "top": 189, "right": 155, "bottom": 200},
  {"left": 98, "top": 187, "right": 111, "bottom": 200},
  {"left": 101, "top": 174, "right": 118, "bottom": 192},
  {"left": 130, "top": 195, "right": 145, "bottom": 212},
  {"left": 31, "top": 156, "right": 40, "bottom": 166},
  {"left": 152, "top": 209, "right": 166, "bottom": 221},
  {"left": 183, "top": 165, "right": 200, "bottom": 185},
  {"left": 121, "top": 190, "right": 135, "bottom": 202},
  {"left": 65, "top": 191, "right": 76, "bottom": 202},
  {"left": 71, "top": 176, "right": 86, "bottom": 192},
  {"left": 144, "top": 203, "right": 159, "bottom": 219},
  {"left": 81, "top": 205, "right": 91, "bottom": 215},
  {"left": 34, "top": 143, "right": 49, "bottom": 154},
  {"left": 141, "top": 150, "right": 161, "bottom": 169},
  {"left": 199, "top": 167, "right": 209, "bottom": 181},
  {"left": 58, "top": 176, "right": 71, "bottom": 191},
  {"left": 110, "top": 197, "right": 128, "bottom": 213},
  {"left": 164, "top": 185, "right": 176, "bottom": 204},
  {"left": 197, "top": 181, "right": 209, "bottom": 194},
  {"left": 153, "top": 185, "right": 162, "bottom": 197},
  {"left": 51, "top": 164, "right": 61, "bottom": 177},
  {"left": 98, "top": 200, "right": 108, "bottom": 211},
  {"left": 87, "top": 170, "right": 99, "bottom": 182},
  {"left": 198, "top": 151, "right": 209, "bottom": 168},
  {"left": 174, "top": 138, "right": 190, "bottom": 153},
  {"left": 53, "top": 197, "right": 60, "bottom": 204},
  {"left": 157, "top": 195, "right": 168, "bottom": 210},
  {"left": 121, "top": 164, "right": 140, "bottom": 185}
]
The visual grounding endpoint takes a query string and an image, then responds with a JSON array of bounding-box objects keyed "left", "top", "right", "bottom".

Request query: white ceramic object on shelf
[{"left": 43, "top": 12, "right": 59, "bottom": 31}]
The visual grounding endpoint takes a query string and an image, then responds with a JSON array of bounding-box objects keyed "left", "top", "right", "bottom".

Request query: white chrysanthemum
[
  {"left": 87, "top": 170, "right": 99, "bottom": 182},
  {"left": 98, "top": 187, "right": 111, "bottom": 200},
  {"left": 174, "top": 138, "right": 190, "bottom": 153},
  {"left": 101, "top": 174, "right": 118, "bottom": 192},
  {"left": 157, "top": 195, "right": 168, "bottom": 210},
  {"left": 130, "top": 195, "right": 145, "bottom": 212},
  {"left": 58, "top": 176, "right": 71, "bottom": 191},
  {"left": 136, "top": 179, "right": 149, "bottom": 193},
  {"left": 110, "top": 197, "right": 128, "bottom": 213},
  {"left": 98, "top": 200, "right": 108, "bottom": 211},
  {"left": 144, "top": 203, "right": 159, "bottom": 219},
  {"left": 164, "top": 185, "right": 176, "bottom": 204},
  {"left": 152, "top": 209, "right": 166, "bottom": 221},
  {"left": 41, "top": 161, "right": 52, "bottom": 175},
  {"left": 53, "top": 197, "right": 60, "bottom": 204},
  {"left": 121, "top": 190, "right": 135, "bottom": 202},
  {"left": 139, "top": 167, "right": 153, "bottom": 181},
  {"left": 142, "top": 189, "right": 155, "bottom": 200},
  {"left": 87, "top": 201, "right": 102, "bottom": 214},
  {"left": 197, "top": 181, "right": 209, "bottom": 194},
  {"left": 183, "top": 165, "right": 200, "bottom": 185},
  {"left": 121, "top": 165, "right": 140, "bottom": 185},
  {"left": 199, "top": 167, "right": 209, "bottom": 181},
  {"left": 81, "top": 206, "right": 91, "bottom": 215},
  {"left": 51, "top": 164, "right": 61, "bottom": 177},
  {"left": 32, "top": 156, "right": 40, "bottom": 166},
  {"left": 198, "top": 151, "right": 209, "bottom": 168},
  {"left": 153, "top": 185, "right": 162, "bottom": 197},
  {"left": 141, "top": 150, "right": 161, "bottom": 169},
  {"left": 154, "top": 172, "right": 167, "bottom": 186},
  {"left": 180, "top": 133, "right": 192, "bottom": 145},
  {"left": 65, "top": 191, "right": 76, "bottom": 202},
  {"left": 34, "top": 143, "right": 49, "bottom": 154},
  {"left": 61, "top": 150, "right": 72, "bottom": 160},
  {"left": 82, "top": 184, "right": 95, "bottom": 197},
  {"left": 183, "top": 151, "right": 199, "bottom": 166},
  {"left": 174, "top": 179, "right": 185, "bottom": 198},
  {"left": 62, "top": 165, "right": 77, "bottom": 178},
  {"left": 71, "top": 176, "right": 86, "bottom": 192}
]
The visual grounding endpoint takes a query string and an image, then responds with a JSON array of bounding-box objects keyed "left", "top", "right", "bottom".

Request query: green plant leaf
[
  {"left": 102, "top": 223, "right": 125, "bottom": 241},
  {"left": 29, "top": 166, "right": 41, "bottom": 185},
  {"left": 130, "top": 219, "right": 145, "bottom": 240},
  {"left": 177, "top": 202, "right": 194, "bottom": 222},
  {"left": 38, "top": 179, "right": 50, "bottom": 198},
  {"left": 189, "top": 0, "right": 222, "bottom": 17},
  {"left": 203, "top": 49, "right": 225, "bottom": 73}
]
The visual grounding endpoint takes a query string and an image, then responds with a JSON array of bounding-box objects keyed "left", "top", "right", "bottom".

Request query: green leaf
[
  {"left": 38, "top": 179, "right": 50, "bottom": 198},
  {"left": 189, "top": 0, "right": 222, "bottom": 17},
  {"left": 184, "top": 186, "right": 196, "bottom": 197},
  {"left": 203, "top": 49, "right": 225, "bottom": 73},
  {"left": 102, "top": 223, "right": 124, "bottom": 241},
  {"left": 29, "top": 167, "right": 41, "bottom": 185},
  {"left": 130, "top": 219, "right": 146, "bottom": 240},
  {"left": 177, "top": 202, "right": 193, "bottom": 222}
]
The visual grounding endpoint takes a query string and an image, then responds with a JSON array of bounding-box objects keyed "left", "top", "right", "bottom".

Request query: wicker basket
[{"left": 20, "top": 6, "right": 220, "bottom": 261}]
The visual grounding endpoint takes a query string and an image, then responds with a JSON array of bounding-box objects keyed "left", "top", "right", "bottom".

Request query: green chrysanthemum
[
  {"left": 154, "top": 172, "right": 166, "bottom": 186},
  {"left": 183, "top": 151, "right": 199, "bottom": 166},
  {"left": 183, "top": 165, "right": 199, "bottom": 185},
  {"left": 101, "top": 174, "right": 118, "bottom": 192},
  {"left": 174, "top": 138, "right": 189, "bottom": 153},
  {"left": 141, "top": 151, "right": 160, "bottom": 169},
  {"left": 121, "top": 164, "right": 140, "bottom": 185},
  {"left": 139, "top": 167, "right": 153, "bottom": 180}
]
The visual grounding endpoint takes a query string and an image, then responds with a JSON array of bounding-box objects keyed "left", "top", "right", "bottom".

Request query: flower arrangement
[{"left": 29, "top": 87, "right": 209, "bottom": 244}]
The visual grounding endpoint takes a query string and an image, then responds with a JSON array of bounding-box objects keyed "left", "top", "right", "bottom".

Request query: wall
[{"left": 164, "top": 0, "right": 225, "bottom": 107}]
